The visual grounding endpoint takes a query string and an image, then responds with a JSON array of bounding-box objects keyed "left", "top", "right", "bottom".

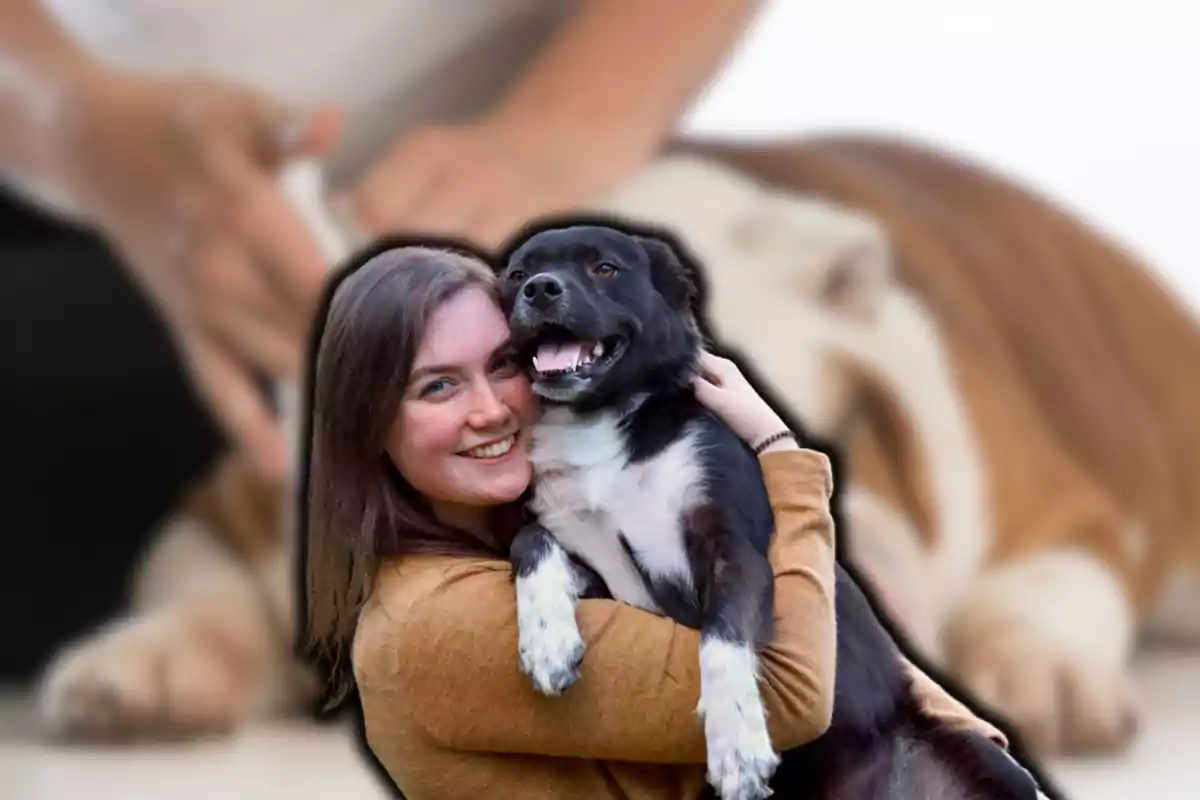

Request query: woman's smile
[{"left": 459, "top": 431, "right": 520, "bottom": 461}]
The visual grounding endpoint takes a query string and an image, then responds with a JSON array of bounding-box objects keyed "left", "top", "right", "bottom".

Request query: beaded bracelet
[{"left": 752, "top": 429, "right": 796, "bottom": 454}]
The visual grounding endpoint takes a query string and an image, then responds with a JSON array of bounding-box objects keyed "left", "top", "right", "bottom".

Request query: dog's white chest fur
[{"left": 527, "top": 407, "right": 705, "bottom": 611}]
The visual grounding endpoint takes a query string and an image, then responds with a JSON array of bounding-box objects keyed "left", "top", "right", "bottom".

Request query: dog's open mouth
[{"left": 526, "top": 327, "right": 627, "bottom": 379}]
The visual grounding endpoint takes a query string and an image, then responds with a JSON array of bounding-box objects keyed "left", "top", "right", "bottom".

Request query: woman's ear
[{"left": 636, "top": 234, "right": 699, "bottom": 313}]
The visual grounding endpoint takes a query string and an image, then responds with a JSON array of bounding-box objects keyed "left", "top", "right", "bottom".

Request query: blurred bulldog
[{"left": 36, "top": 138, "right": 1200, "bottom": 758}]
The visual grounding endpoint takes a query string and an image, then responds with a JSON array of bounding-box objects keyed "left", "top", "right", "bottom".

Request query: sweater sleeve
[
  {"left": 905, "top": 658, "right": 1009, "bottom": 748},
  {"left": 354, "top": 448, "right": 837, "bottom": 764}
]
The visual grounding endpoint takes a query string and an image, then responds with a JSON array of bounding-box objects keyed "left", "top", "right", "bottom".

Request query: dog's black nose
[{"left": 522, "top": 274, "right": 564, "bottom": 310}]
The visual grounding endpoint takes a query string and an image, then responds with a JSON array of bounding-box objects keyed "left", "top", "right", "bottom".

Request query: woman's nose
[{"left": 466, "top": 380, "right": 511, "bottom": 428}]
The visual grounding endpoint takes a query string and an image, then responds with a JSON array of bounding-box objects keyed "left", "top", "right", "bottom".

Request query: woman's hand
[
  {"left": 691, "top": 351, "right": 798, "bottom": 452},
  {"left": 43, "top": 67, "right": 340, "bottom": 480},
  {"left": 349, "top": 114, "right": 644, "bottom": 252},
  {"left": 344, "top": 0, "right": 762, "bottom": 253}
]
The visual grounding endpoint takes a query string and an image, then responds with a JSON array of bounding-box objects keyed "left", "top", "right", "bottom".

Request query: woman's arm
[
  {"left": 354, "top": 447, "right": 836, "bottom": 765},
  {"left": 485, "top": 0, "right": 764, "bottom": 174},
  {"left": 350, "top": 0, "right": 763, "bottom": 249},
  {"left": 0, "top": 0, "right": 95, "bottom": 180}
]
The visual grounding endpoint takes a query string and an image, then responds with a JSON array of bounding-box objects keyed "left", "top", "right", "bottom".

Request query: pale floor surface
[{"left": 4, "top": 648, "right": 1198, "bottom": 800}]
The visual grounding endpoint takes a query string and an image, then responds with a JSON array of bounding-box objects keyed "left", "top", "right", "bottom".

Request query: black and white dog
[{"left": 497, "top": 221, "right": 1043, "bottom": 800}]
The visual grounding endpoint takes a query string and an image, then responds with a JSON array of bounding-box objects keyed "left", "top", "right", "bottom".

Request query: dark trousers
[{"left": 0, "top": 186, "right": 224, "bottom": 682}]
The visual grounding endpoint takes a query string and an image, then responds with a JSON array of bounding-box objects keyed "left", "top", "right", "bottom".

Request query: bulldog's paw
[
  {"left": 945, "top": 550, "right": 1139, "bottom": 755},
  {"left": 36, "top": 603, "right": 267, "bottom": 742}
]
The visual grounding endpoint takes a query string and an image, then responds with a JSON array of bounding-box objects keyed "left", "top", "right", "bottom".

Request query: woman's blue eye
[{"left": 420, "top": 378, "right": 452, "bottom": 397}]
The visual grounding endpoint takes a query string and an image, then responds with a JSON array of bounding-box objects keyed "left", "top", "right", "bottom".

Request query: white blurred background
[{"left": 684, "top": 1, "right": 1200, "bottom": 313}]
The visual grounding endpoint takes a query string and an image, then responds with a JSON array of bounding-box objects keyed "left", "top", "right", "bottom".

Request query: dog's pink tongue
[{"left": 536, "top": 342, "right": 585, "bottom": 371}]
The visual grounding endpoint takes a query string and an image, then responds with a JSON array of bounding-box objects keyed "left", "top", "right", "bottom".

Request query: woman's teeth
[{"left": 463, "top": 434, "right": 516, "bottom": 459}]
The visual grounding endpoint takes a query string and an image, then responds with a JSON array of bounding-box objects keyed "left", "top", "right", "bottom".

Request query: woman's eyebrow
[
  {"left": 410, "top": 339, "right": 514, "bottom": 379},
  {"left": 409, "top": 363, "right": 460, "bottom": 380}
]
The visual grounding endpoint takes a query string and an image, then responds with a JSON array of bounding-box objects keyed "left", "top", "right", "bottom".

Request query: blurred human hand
[
  {"left": 350, "top": 114, "right": 644, "bottom": 251},
  {"left": 45, "top": 68, "right": 340, "bottom": 480}
]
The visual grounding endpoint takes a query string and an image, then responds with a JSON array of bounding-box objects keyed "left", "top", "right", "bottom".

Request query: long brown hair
[{"left": 302, "top": 243, "right": 522, "bottom": 705}]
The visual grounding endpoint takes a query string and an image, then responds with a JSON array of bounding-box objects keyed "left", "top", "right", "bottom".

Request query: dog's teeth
[
  {"left": 592, "top": 342, "right": 605, "bottom": 358},
  {"left": 532, "top": 355, "right": 541, "bottom": 371}
]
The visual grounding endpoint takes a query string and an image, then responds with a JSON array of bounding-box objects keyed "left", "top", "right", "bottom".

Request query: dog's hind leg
[
  {"left": 510, "top": 523, "right": 595, "bottom": 696},
  {"left": 692, "top": 517, "right": 780, "bottom": 800},
  {"left": 894, "top": 724, "right": 1044, "bottom": 800}
]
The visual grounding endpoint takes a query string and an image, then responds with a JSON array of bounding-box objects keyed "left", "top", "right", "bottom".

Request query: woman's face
[{"left": 387, "top": 285, "right": 538, "bottom": 511}]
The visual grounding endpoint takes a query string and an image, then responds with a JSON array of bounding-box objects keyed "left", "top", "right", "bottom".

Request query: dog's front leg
[
  {"left": 695, "top": 529, "right": 781, "bottom": 800},
  {"left": 510, "top": 522, "right": 591, "bottom": 696}
]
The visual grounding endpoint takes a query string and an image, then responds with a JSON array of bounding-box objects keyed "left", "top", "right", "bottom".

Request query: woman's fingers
[
  {"left": 190, "top": 236, "right": 304, "bottom": 378},
  {"left": 694, "top": 351, "right": 720, "bottom": 383},
  {"left": 690, "top": 372, "right": 716, "bottom": 398},
  {"left": 204, "top": 134, "right": 329, "bottom": 317},
  {"left": 201, "top": 298, "right": 302, "bottom": 378},
  {"left": 695, "top": 350, "right": 739, "bottom": 385},
  {"left": 193, "top": 236, "right": 298, "bottom": 330},
  {"left": 692, "top": 349, "right": 792, "bottom": 447},
  {"left": 692, "top": 354, "right": 733, "bottom": 411},
  {"left": 181, "top": 329, "right": 287, "bottom": 482}
]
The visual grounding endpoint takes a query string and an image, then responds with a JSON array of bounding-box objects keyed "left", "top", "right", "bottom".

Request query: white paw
[
  {"left": 945, "top": 551, "right": 1140, "bottom": 755},
  {"left": 36, "top": 604, "right": 266, "bottom": 742},
  {"left": 515, "top": 549, "right": 585, "bottom": 696},
  {"left": 702, "top": 723, "right": 779, "bottom": 800},
  {"left": 698, "top": 639, "right": 780, "bottom": 800},
  {"left": 517, "top": 595, "right": 584, "bottom": 696}
]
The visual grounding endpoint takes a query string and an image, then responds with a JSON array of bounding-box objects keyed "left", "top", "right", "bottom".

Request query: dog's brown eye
[
  {"left": 508, "top": 269, "right": 527, "bottom": 282},
  {"left": 594, "top": 262, "right": 617, "bottom": 277}
]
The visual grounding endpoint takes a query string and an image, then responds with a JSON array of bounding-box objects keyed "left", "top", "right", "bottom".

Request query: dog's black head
[{"left": 497, "top": 224, "right": 701, "bottom": 409}]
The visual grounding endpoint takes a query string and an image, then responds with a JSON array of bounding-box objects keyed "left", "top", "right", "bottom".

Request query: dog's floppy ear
[{"left": 636, "top": 234, "right": 698, "bottom": 313}]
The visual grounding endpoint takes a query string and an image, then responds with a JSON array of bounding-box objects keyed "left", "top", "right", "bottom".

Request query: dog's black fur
[{"left": 497, "top": 220, "right": 1043, "bottom": 800}]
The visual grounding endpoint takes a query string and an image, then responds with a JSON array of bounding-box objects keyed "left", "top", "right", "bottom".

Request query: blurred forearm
[
  {"left": 0, "top": 0, "right": 96, "bottom": 180},
  {"left": 487, "top": 0, "right": 762, "bottom": 170}
]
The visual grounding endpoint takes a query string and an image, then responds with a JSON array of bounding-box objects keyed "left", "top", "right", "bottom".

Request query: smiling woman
[
  {"left": 386, "top": 280, "right": 538, "bottom": 512},
  {"left": 305, "top": 244, "right": 536, "bottom": 698}
]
